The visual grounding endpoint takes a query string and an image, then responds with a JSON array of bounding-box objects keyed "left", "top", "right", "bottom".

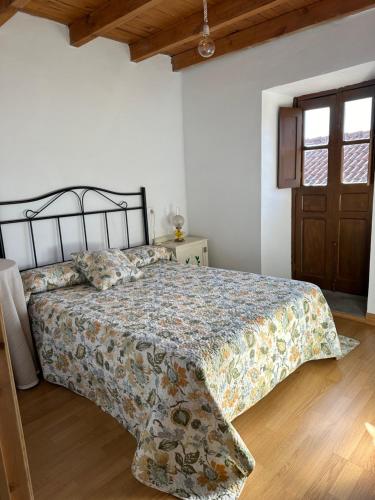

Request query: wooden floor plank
[
  {"left": 329, "top": 461, "right": 363, "bottom": 499},
  {"left": 18, "top": 317, "right": 375, "bottom": 499}
]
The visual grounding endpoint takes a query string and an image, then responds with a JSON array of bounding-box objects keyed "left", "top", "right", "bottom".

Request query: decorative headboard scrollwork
[{"left": 0, "top": 186, "right": 149, "bottom": 270}]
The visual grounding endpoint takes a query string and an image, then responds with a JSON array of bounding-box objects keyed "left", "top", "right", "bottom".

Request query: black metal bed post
[
  {"left": 0, "top": 225, "right": 5, "bottom": 259},
  {"left": 141, "top": 187, "right": 150, "bottom": 245}
]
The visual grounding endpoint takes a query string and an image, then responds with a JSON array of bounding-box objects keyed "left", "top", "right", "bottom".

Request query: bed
[{"left": 0, "top": 187, "right": 342, "bottom": 499}]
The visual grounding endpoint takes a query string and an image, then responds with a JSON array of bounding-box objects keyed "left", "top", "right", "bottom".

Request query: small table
[
  {"left": 159, "top": 236, "right": 209, "bottom": 266},
  {"left": 0, "top": 259, "right": 38, "bottom": 389}
]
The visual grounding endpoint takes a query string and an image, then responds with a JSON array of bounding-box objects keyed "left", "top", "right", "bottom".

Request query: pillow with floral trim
[
  {"left": 21, "top": 261, "right": 87, "bottom": 303},
  {"left": 123, "top": 245, "right": 174, "bottom": 268},
  {"left": 71, "top": 248, "right": 143, "bottom": 291}
]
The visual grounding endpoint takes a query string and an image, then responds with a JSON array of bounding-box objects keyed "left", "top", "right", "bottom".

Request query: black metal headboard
[{"left": 0, "top": 186, "right": 149, "bottom": 270}]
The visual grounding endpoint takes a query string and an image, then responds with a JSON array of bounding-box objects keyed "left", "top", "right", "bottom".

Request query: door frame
[{"left": 292, "top": 78, "right": 375, "bottom": 297}]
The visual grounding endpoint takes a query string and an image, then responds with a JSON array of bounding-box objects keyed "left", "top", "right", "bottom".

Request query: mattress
[{"left": 29, "top": 261, "right": 341, "bottom": 499}]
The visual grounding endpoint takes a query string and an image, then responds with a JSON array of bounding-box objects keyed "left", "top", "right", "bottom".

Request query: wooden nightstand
[{"left": 160, "top": 237, "right": 209, "bottom": 266}]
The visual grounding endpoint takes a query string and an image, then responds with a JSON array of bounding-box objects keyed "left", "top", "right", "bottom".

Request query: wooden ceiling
[{"left": 1, "top": 0, "right": 374, "bottom": 70}]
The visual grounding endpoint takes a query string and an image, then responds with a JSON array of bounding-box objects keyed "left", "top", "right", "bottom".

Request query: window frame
[
  {"left": 298, "top": 94, "right": 336, "bottom": 188},
  {"left": 295, "top": 79, "right": 375, "bottom": 189},
  {"left": 340, "top": 88, "right": 374, "bottom": 185}
]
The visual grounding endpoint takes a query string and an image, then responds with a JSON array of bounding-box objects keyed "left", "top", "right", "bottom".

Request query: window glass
[
  {"left": 304, "top": 107, "right": 330, "bottom": 147},
  {"left": 343, "top": 97, "right": 372, "bottom": 141},
  {"left": 303, "top": 149, "right": 328, "bottom": 186},
  {"left": 342, "top": 144, "right": 369, "bottom": 184}
]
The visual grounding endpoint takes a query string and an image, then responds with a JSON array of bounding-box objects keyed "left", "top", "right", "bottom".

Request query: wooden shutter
[{"left": 278, "top": 107, "right": 303, "bottom": 188}]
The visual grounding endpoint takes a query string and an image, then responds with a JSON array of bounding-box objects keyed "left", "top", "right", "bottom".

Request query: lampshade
[{"left": 173, "top": 214, "right": 185, "bottom": 227}]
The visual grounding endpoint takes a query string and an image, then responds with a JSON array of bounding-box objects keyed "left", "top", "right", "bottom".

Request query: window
[
  {"left": 278, "top": 82, "right": 374, "bottom": 190},
  {"left": 343, "top": 97, "right": 372, "bottom": 141},
  {"left": 299, "top": 88, "right": 374, "bottom": 188},
  {"left": 342, "top": 97, "right": 373, "bottom": 184},
  {"left": 302, "top": 107, "right": 330, "bottom": 186}
]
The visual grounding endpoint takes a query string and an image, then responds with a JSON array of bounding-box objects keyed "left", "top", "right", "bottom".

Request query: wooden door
[
  {"left": 333, "top": 85, "right": 374, "bottom": 294},
  {"left": 293, "top": 81, "right": 375, "bottom": 295}
]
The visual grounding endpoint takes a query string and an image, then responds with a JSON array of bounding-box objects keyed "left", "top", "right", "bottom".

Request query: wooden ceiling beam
[
  {"left": 0, "top": 7, "right": 16, "bottom": 27},
  {"left": 172, "top": 0, "right": 375, "bottom": 71},
  {"left": 0, "top": 0, "right": 29, "bottom": 8},
  {"left": 70, "top": 0, "right": 162, "bottom": 48},
  {"left": 130, "top": 0, "right": 285, "bottom": 62},
  {"left": 0, "top": 0, "right": 30, "bottom": 28}
]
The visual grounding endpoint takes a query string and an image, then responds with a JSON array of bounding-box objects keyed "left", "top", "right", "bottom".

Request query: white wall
[
  {"left": 0, "top": 13, "right": 186, "bottom": 252},
  {"left": 183, "top": 9, "right": 375, "bottom": 308},
  {"left": 261, "top": 91, "right": 293, "bottom": 279}
]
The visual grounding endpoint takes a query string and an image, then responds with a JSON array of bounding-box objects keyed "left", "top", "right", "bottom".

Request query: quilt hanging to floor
[{"left": 29, "top": 261, "right": 342, "bottom": 499}]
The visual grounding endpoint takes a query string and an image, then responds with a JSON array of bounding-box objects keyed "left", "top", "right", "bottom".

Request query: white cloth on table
[{"left": 0, "top": 259, "right": 38, "bottom": 389}]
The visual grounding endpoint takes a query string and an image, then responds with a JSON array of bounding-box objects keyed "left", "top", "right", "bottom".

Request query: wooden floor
[{"left": 18, "top": 317, "right": 375, "bottom": 500}]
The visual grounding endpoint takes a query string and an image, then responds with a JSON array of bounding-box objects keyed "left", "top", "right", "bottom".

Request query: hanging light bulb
[{"left": 198, "top": 0, "right": 215, "bottom": 59}]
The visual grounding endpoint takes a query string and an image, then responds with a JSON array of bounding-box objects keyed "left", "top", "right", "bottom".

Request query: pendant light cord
[
  {"left": 203, "top": 0, "right": 208, "bottom": 24},
  {"left": 198, "top": 0, "right": 215, "bottom": 57}
]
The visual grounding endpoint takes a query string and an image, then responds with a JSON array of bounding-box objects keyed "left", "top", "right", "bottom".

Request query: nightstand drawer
[
  {"left": 159, "top": 237, "right": 209, "bottom": 267},
  {"left": 176, "top": 243, "right": 208, "bottom": 266}
]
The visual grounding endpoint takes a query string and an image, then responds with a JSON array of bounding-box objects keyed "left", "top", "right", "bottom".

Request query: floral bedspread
[{"left": 29, "top": 261, "right": 341, "bottom": 499}]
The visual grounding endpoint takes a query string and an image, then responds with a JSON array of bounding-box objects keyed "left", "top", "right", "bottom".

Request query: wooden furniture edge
[
  {"left": 0, "top": 304, "right": 34, "bottom": 500},
  {"left": 0, "top": 444, "right": 11, "bottom": 500}
]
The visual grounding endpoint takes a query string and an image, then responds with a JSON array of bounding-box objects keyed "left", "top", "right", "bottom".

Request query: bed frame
[{"left": 0, "top": 186, "right": 149, "bottom": 270}]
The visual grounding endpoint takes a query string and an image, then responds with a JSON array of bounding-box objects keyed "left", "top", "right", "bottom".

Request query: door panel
[
  {"left": 336, "top": 218, "right": 369, "bottom": 293},
  {"left": 340, "top": 193, "right": 369, "bottom": 211},
  {"left": 293, "top": 94, "right": 336, "bottom": 290},
  {"left": 301, "top": 218, "right": 326, "bottom": 277},
  {"left": 302, "top": 194, "right": 326, "bottom": 212},
  {"left": 293, "top": 81, "right": 375, "bottom": 295},
  {"left": 294, "top": 189, "right": 331, "bottom": 289}
]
